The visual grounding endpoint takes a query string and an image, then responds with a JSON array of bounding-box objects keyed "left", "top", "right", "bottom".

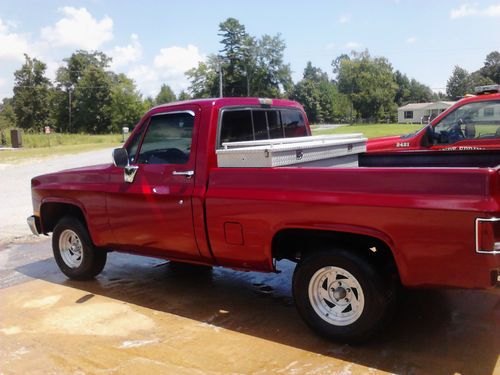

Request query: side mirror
[{"left": 112, "top": 148, "right": 129, "bottom": 168}]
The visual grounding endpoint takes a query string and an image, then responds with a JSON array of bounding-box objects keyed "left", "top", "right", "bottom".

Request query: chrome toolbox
[{"left": 216, "top": 134, "right": 367, "bottom": 168}]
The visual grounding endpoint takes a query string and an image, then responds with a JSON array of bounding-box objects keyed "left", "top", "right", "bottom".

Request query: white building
[{"left": 397, "top": 101, "right": 456, "bottom": 124}]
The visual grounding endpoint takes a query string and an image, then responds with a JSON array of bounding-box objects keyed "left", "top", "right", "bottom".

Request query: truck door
[{"left": 106, "top": 106, "right": 202, "bottom": 260}]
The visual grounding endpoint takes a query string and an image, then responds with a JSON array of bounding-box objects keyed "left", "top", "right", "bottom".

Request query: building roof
[{"left": 398, "top": 101, "right": 456, "bottom": 111}]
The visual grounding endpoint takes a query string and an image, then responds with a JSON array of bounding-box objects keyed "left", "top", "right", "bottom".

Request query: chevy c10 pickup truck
[{"left": 28, "top": 97, "right": 500, "bottom": 343}]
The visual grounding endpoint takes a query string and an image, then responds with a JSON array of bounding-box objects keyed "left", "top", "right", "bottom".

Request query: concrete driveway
[
  {"left": 0, "top": 148, "right": 499, "bottom": 374},
  {"left": 0, "top": 148, "right": 113, "bottom": 242}
]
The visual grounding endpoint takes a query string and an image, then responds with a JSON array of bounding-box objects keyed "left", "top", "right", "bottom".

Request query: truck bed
[{"left": 205, "top": 165, "right": 500, "bottom": 289}]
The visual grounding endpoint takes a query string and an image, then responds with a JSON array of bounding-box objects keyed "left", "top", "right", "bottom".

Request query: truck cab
[{"left": 367, "top": 85, "right": 500, "bottom": 153}]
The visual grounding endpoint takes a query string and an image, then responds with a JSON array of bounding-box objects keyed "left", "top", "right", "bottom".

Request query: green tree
[
  {"left": 65, "top": 50, "right": 111, "bottom": 86},
  {"left": 186, "top": 55, "right": 220, "bottom": 98},
  {"left": 187, "top": 18, "right": 292, "bottom": 98},
  {"left": 394, "top": 70, "right": 411, "bottom": 106},
  {"left": 218, "top": 17, "right": 252, "bottom": 96},
  {"left": 407, "top": 79, "right": 433, "bottom": 103},
  {"left": 72, "top": 65, "right": 112, "bottom": 133},
  {"left": 479, "top": 51, "right": 500, "bottom": 84},
  {"left": 251, "top": 33, "right": 292, "bottom": 97},
  {"left": 155, "top": 84, "right": 176, "bottom": 104},
  {"left": 109, "top": 73, "right": 144, "bottom": 132},
  {"left": 0, "top": 98, "right": 16, "bottom": 130},
  {"left": 53, "top": 51, "right": 113, "bottom": 133},
  {"left": 142, "top": 96, "right": 155, "bottom": 112},
  {"left": 290, "top": 62, "right": 351, "bottom": 123},
  {"left": 178, "top": 90, "right": 191, "bottom": 101},
  {"left": 446, "top": 66, "right": 471, "bottom": 100},
  {"left": 469, "top": 71, "right": 494, "bottom": 90},
  {"left": 336, "top": 50, "right": 397, "bottom": 122},
  {"left": 12, "top": 54, "right": 52, "bottom": 130}
]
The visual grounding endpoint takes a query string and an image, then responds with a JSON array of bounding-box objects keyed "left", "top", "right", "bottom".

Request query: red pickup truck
[
  {"left": 368, "top": 85, "right": 500, "bottom": 153},
  {"left": 28, "top": 97, "right": 500, "bottom": 343}
]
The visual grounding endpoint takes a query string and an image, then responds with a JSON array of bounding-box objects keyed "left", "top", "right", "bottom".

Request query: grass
[
  {"left": 1, "top": 132, "right": 122, "bottom": 148},
  {"left": 0, "top": 124, "right": 424, "bottom": 164},
  {"left": 311, "top": 123, "right": 424, "bottom": 138},
  {"left": 0, "top": 133, "right": 124, "bottom": 164}
]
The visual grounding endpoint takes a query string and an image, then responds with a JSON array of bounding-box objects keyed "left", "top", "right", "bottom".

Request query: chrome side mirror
[{"left": 112, "top": 148, "right": 139, "bottom": 183}]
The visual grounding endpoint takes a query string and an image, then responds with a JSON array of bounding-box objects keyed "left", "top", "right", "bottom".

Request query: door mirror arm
[{"left": 112, "top": 148, "right": 139, "bottom": 183}]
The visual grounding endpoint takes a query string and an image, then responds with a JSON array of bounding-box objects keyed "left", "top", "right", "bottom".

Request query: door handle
[{"left": 172, "top": 170, "right": 194, "bottom": 179}]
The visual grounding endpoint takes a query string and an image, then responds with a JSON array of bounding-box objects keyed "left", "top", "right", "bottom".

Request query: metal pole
[
  {"left": 218, "top": 62, "right": 223, "bottom": 98},
  {"left": 68, "top": 89, "right": 72, "bottom": 133},
  {"left": 246, "top": 67, "right": 250, "bottom": 97}
]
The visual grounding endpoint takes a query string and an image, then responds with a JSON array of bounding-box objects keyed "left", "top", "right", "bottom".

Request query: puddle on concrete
[{"left": 0, "top": 238, "right": 498, "bottom": 374}]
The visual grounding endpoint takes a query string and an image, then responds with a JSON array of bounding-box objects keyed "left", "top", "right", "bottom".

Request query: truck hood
[
  {"left": 366, "top": 135, "right": 402, "bottom": 152},
  {"left": 32, "top": 163, "right": 113, "bottom": 186}
]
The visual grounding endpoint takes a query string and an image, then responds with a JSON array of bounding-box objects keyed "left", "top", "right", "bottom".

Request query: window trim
[{"left": 216, "top": 106, "right": 309, "bottom": 149}]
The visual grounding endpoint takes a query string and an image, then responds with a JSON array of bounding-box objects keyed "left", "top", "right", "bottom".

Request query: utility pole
[
  {"left": 68, "top": 88, "right": 72, "bottom": 133},
  {"left": 217, "top": 61, "right": 223, "bottom": 98},
  {"left": 245, "top": 67, "right": 250, "bottom": 97}
]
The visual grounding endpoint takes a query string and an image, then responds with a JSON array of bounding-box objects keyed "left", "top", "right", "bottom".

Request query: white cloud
[
  {"left": 0, "top": 77, "right": 5, "bottom": 87},
  {"left": 41, "top": 7, "right": 113, "bottom": 49},
  {"left": 153, "top": 45, "right": 203, "bottom": 75},
  {"left": 339, "top": 14, "right": 350, "bottom": 24},
  {"left": 345, "top": 41, "right": 361, "bottom": 49},
  {"left": 325, "top": 43, "right": 336, "bottom": 50},
  {"left": 128, "top": 44, "right": 204, "bottom": 96},
  {"left": 406, "top": 36, "right": 417, "bottom": 44},
  {"left": 110, "top": 34, "right": 142, "bottom": 69},
  {"left": 450, "top": 3, "right": 500, "bottom": 19},
  {"left": 0, "top": 18, "right": 30, "bottom": 61}
]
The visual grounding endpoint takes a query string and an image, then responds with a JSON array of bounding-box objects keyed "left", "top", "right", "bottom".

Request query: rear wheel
[
  {"left": 52, "top": 216, "right": 107, "bottom": 280},
  {"left": 293, "top": 249, "right": 395, "bottom": 343}
]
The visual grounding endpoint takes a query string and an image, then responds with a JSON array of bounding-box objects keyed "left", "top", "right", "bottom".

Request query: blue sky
[{"left": 1, "top": 0, "right": 499, "bottom": 99}]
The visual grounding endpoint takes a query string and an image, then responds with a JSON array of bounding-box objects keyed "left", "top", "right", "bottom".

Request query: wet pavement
[{"left": 0, "top": 238, "right": 499, "bottom": 374}]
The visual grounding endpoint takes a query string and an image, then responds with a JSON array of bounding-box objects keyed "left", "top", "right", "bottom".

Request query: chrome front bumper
[{"left": 27, "top": 215, "right": 41, "bottom": 235}]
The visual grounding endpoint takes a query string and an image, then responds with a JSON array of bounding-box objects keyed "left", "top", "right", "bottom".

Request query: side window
[
  {"left": 281, "top": 109, "right": 307, "bottom": 138},
  {"left": 137, "top": 112, "right": 194, "bottom": 165},
  {"left": 126, "top": 122, "right": 147, "bottom": 163},
  {"left": 433, "top": 101, "right": 500, "bottom": 144}
]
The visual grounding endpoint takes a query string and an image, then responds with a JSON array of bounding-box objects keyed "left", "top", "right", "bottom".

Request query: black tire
[
  {"left": 52, "top": 216, "right": 107, "bottom": 280},
  {"left": 292, "top": 248, "right": 395, "bottom": 343}
]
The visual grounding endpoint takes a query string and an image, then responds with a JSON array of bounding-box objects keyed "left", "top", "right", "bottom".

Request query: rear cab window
[{"left": 218, "top": 107, "right": 308, "bottom": 147}]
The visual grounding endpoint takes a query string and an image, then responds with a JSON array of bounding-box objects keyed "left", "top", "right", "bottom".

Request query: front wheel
[
  {"left": 293, "top": 249, "right": 395, "bottom": 343},
  {"left": 52, "top": 216, "right": 107, "bottom": 280}
]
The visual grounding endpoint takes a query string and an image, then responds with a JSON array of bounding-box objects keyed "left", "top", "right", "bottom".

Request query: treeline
[
  {"left": 1, "top": 17, "right": 499, "bottom": 132},
  {"left": 0, "top": 51, "right": 186, "bottom": 133}
]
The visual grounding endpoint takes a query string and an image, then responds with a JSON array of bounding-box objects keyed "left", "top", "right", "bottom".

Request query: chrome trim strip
[
  {"left": 151, "top": 110, "right": 195, "bottom": 117},
  {"left": 475, "top": 217, "right": 500, "bottom": 254}
]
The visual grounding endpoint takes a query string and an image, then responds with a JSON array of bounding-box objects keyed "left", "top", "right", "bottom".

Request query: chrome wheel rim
[
  {"left": 308, "top": 266, "right": 365, "bottom": 326},
  {"left": 59, "top": 229, "right": 83, "bottom": 268}
]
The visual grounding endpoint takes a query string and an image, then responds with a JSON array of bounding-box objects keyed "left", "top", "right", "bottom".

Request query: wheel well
[
  {"left": 40, "top": 202, "right": 87, "bottom": 234},
  {"left": 272, "top": 228, "right": 399, "bottom": 282}
]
